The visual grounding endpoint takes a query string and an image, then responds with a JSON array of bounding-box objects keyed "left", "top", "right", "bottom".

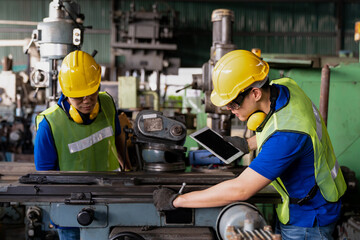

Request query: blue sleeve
[
  {"left": 34, "top": 118, "right": 59, "bottom": 170},
  {"left": 249, "top": 132, "right": 311, "bottom": 181}
]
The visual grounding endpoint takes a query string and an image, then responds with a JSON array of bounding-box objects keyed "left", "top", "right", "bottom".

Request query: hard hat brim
[
  {"left": 62, "top": 77, "right": 100, "bottom": 98},
  {"left": 211, "top": 89, "right": 232, "bottom": 107},
  {"left": 210, "top": 76, "right": 269, "bottom": 107}
]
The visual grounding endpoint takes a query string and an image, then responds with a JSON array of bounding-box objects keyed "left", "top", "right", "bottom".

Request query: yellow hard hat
[
  {"left": 59, "top": 50, "right": 101, "bottom": 98},
  {"left": 210, "top": 50, "right": 269, "bottom": 107}
]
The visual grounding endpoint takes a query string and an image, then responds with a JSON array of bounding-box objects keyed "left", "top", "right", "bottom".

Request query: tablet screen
[{"left": 190, "top": 127, "right": 244, "bottom": 164}]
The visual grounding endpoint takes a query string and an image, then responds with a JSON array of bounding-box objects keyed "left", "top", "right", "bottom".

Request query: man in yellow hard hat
[
  {"left": 153, "top": 50, "right": 347, "bottom": 239},
  {"left": 34, "top": 50, "right": 126, "bottom": 239}
]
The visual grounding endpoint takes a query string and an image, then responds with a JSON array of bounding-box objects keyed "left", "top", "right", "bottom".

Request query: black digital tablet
[{"left": 190, "top": 127, "right": 245, "bottom": 164}]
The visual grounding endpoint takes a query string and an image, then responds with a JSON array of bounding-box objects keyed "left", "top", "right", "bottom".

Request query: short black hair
[{"left": 260, "top": 78, "right": 270, "bottom": 90}]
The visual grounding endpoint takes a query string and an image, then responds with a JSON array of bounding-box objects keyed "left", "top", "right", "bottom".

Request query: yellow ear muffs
[
  {"left": 247, "top": 111, "right": 267, "bottom": 131},
  {"left": 69, "top": 102, "right": 99, "bottom": 124},
  {"left": 89, "top": 102, "right": 99, "bottom": 120},
  {"left": 247, "top": 85, "right": 279, "bottom": 132},
  {"left": 69, "top": 105, "right": 83, "bottom": 124}
]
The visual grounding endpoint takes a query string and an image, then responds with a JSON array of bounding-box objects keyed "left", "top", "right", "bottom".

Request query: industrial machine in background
[
  {"left": 133, "top": 110, "right": 187, "bottom": 172},
  {"left": 191, "top": 9, "right": 236, "bottom": 136},
  {"left": 0, "top": 56, "right": 36, "bottom": 162},
  {"left": 0, "top": 0, "right": 89, "bottom": 164},
  {"left": 25, "top": 0, "right": 87, "bottom": 106},
  {"left": 112, "top": 2, "right": 180, "bottom": 110}
]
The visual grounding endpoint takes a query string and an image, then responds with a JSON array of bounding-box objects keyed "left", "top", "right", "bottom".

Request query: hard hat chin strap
[{"left": 246, "top": 85, "right": 278, "bottom": 132}]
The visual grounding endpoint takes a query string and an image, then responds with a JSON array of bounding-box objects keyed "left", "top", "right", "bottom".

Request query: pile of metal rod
[{"left": 225, "top": 225, "right": 281, "bottom": 240}]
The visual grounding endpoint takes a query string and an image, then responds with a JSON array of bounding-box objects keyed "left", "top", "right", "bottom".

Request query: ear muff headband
[
  {"left": 69, "top": 102, "right": 100, "bottom": 124},
  {"left": 246, "top": 85, "right": 278, "bottom": 132}
]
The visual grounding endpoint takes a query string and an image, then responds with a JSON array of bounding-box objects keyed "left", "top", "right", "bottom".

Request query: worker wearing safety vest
[
  {"left": 34, "top": 50, "right": 126, "bottom": 240},
  {"left": 153, "top": 50, "right": 347, "bottom": 240}
]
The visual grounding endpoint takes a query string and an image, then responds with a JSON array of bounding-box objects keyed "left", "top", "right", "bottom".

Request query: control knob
[{"left": 77, "top": 208, "right": 94, "bottom": 226}]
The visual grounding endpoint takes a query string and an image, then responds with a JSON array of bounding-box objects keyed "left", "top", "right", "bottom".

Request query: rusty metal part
[{"left": 320, "top": 64, "right": 330, "bottom": 126}]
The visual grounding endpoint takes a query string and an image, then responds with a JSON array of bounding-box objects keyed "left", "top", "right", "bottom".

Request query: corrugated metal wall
[
  {"left": 0, "top": 0, "right": 47, "bottom": 67},
  {"left": 0, "top": 0, "right": 359, "bottom": 68},
  {"left": 77, "top": 0, "right": 111, "bottom": 64}
]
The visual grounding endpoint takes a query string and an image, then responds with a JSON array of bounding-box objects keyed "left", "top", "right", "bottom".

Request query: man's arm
[
  {"left": 155, "top": 132, "right": 310, "bottom": 211},
  {"left": 34, "top": 119, "right": 59, "bottom": 170},
  {"left": 173, "top": 167, "right": 271, "bottom": 208}
]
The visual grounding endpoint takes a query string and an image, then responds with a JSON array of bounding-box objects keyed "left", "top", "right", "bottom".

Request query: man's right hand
[
  {"left": 153, "top": 187, "right": 178, "bottom": 211},
  {"left": 223, "top": 136, "right": 250, "bottom": 154}
]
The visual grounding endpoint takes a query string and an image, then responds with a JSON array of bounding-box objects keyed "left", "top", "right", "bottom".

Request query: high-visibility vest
[
  {"left": 256, "top": 78, "right": 347, "bottom": 224},
  {"left": 36, "top": 92, "right": 119, "bottom": 171}
]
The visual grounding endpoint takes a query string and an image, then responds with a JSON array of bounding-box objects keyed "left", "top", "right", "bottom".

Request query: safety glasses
[
  {"left": 225, "top": 88, "right": 252, "bottom": 110},
  {"left": 70, "top": 91, "right": 99, "bottom": 103}
]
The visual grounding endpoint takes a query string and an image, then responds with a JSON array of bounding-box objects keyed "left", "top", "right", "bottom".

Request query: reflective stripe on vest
[
  {"left": 312, "top": 102, "right": 323, "bottom": 141},
  {"left": 311, "top": 102, "right": 341, "bottom": 181},
  {"left": 256, "top": 78, "right": 347, "bottom": 224},
  {"left": 68, "top": 126, "right": 114, "bottom": 153}
]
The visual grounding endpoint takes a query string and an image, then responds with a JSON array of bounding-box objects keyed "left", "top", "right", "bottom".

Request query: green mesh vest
[
  {"left": 256, "top": 78, "right": 347, "bottom": 224},
  {"left": 36, "top": 92, "right": 119, "bottom": 171}
]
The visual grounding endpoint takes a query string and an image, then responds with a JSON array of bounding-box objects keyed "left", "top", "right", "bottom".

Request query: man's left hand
[
  {"left": 153, "top": 187, "right": 178, "bottom": 211},
  {"left": 223, "top": 136, "right": 250, "bottom": 154}
]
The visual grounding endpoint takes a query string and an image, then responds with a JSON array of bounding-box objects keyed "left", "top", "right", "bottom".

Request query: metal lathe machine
[{"left": 0, "top": 166, "right": 281, "bottom": 240}]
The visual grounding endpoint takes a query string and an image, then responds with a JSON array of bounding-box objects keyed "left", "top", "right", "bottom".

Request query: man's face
[
  {"left": 226, "top": 89, "right": 256, "bottom": 122},
  {"left": 68, "top": 91, "right": 99, "bottom": 114}
]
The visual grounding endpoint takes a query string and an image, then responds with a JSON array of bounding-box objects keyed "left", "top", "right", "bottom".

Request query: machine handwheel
[{"left": 109, "top": 231, "right": 145, "bottom": 240}]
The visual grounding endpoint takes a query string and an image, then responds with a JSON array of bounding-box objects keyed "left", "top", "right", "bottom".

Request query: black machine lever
[{"left": 77, "top": 208, "right": 95, "bottom": 226}]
